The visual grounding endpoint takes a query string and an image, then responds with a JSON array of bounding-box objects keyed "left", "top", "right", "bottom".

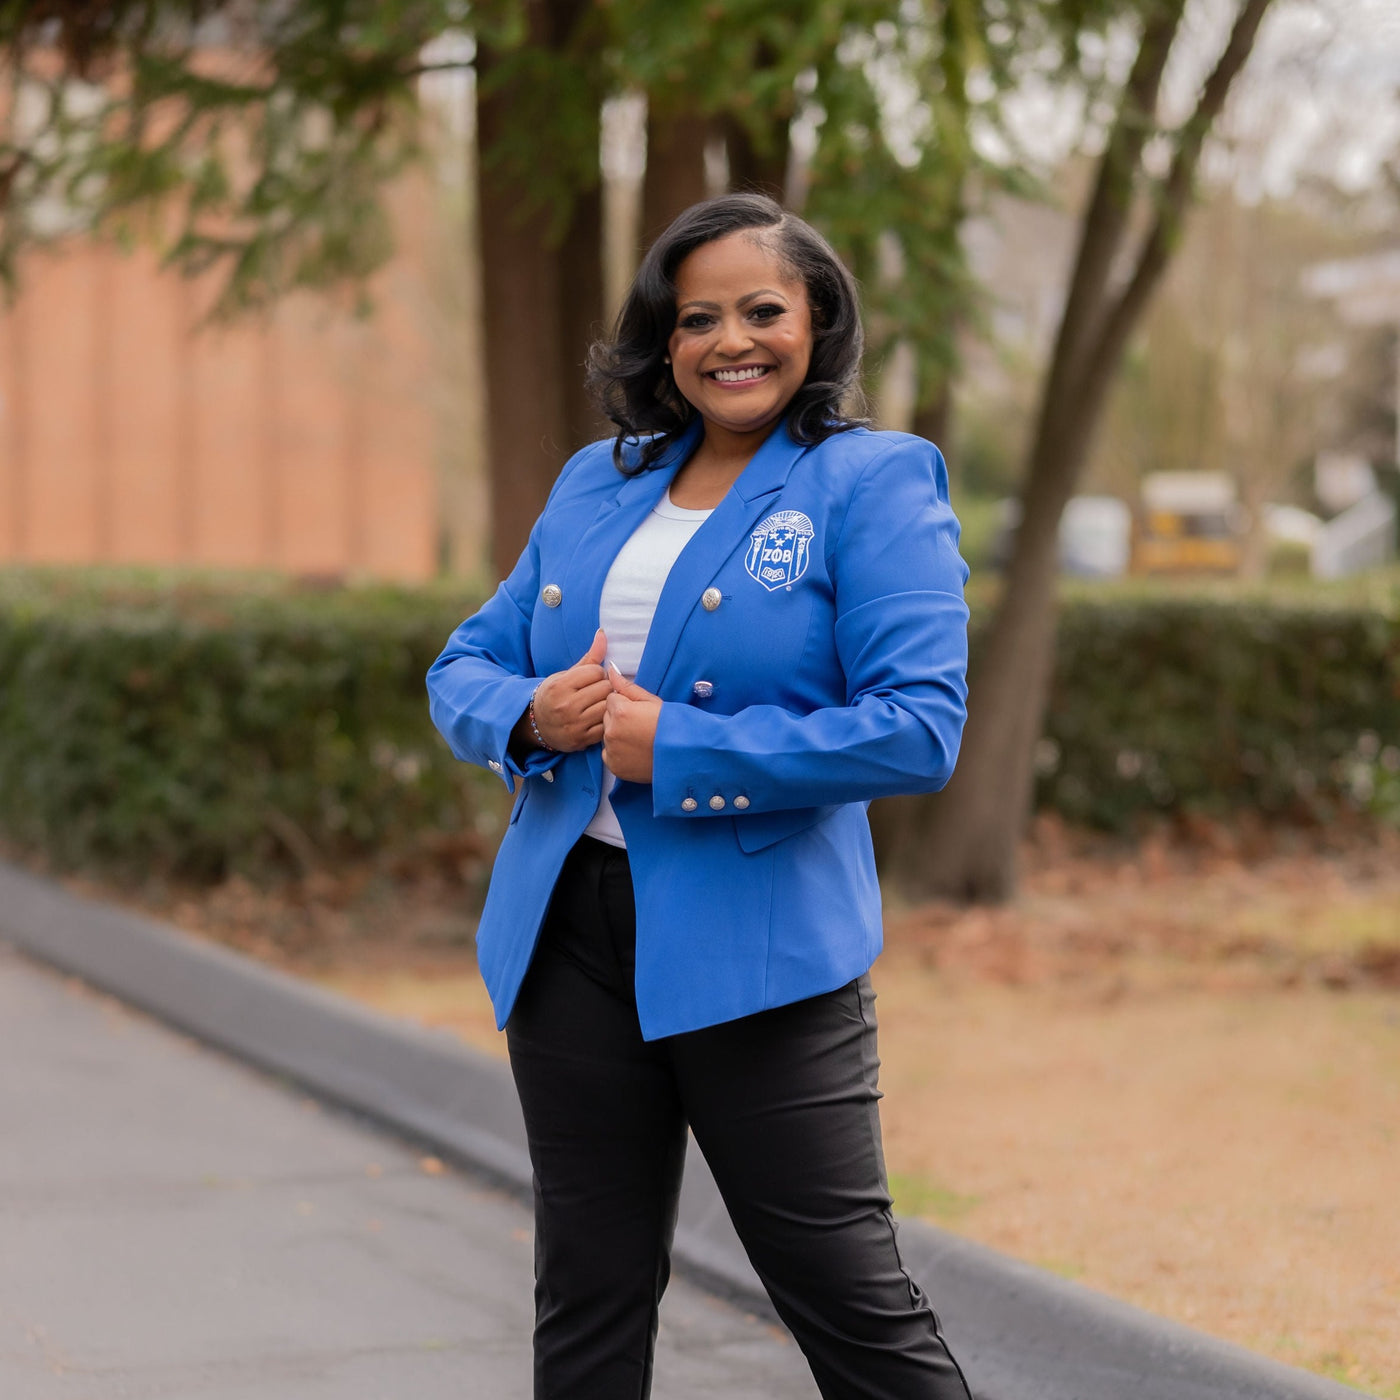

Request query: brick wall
[{"left": 0, "top": 219, "right": 447, "bottom": 582}]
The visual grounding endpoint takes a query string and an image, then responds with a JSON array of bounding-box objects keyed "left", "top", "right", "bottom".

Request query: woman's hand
[
  {"left": 526, "top": 630, "right": 612, "bottom": 752},
  {"left": 602, "top": 664, "right": 662, "bottom": 782}
]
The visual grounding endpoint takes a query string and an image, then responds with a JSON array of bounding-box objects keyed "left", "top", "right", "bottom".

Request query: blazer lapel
[
  {"left": 634, "top": 419, "right": 812, "bottom": 695},
  {"left": 557, "top": 424, "right": 701, "bottom": 663}
]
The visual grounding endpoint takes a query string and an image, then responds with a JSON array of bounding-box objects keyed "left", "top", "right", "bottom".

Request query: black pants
[{"left": 505, "top": 836, "right": 971, "bottom": 1400}]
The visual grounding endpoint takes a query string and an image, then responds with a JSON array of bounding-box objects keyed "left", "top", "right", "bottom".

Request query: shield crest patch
[{"left": 745, "top": 510, "right": 814, "bottom": 592}]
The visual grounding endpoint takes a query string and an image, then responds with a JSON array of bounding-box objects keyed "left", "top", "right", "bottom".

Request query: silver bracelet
[{"left": 527, "top": 686, "right": 555, "bottom": 751}]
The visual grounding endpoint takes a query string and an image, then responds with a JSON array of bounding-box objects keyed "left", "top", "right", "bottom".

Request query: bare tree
[{"left": 898, "top": 0, "right": 1278, "bottom": 901}]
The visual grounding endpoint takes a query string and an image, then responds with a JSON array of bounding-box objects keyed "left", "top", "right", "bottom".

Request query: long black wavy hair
[{"left": 587, "top": 193, "right": 868, "bottom": 473}]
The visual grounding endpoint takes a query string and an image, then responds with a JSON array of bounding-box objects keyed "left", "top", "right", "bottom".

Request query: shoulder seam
[
  {"left": 830, "top": 434, "right": 927, "bottom": 560},
  {"left": 549, "top": 437, "right": 615, "bottom": 500}
]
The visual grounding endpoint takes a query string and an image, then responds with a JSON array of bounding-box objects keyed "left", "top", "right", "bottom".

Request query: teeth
[{"left": 712, "top": 367, "right": 769, "bottom": 382}]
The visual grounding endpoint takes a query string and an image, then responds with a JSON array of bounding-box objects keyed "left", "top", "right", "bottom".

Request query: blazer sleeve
[
  {"left": 650, "top": 435, "right": 970, "bottom": 816},
  {"left": 425, "top": 446, "right": 603, "bottom": 792}
]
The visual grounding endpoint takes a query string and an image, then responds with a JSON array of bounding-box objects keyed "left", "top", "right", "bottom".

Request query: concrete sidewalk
[{"left": 0, "top": 942, "right": 816, "bottom": 1400}]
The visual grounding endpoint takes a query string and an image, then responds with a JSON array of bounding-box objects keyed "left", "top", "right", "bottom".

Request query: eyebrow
[{"left": 677, "top": 289, "right": 790, "bottom": 312}]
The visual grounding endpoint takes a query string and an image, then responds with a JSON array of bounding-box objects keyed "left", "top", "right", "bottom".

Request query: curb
[{"left": 0, "top": 858, "right": 1367, "bottom": 1400}]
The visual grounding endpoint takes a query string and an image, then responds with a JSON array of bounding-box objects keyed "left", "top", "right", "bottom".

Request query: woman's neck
[{"left": 668, "top": 419, "right": 777, "bottom": 510}]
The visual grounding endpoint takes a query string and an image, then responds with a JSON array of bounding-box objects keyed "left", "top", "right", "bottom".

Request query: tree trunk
[
  {"left": 476, "top": 88, "right": 569, "bottom": 578},
  {"left": 912, "top": 378, "right": 953, "bottom": 451},
  {"left": 890, "top": 0, "right": 1275, "bottom": 902},
  {"left": 641, "top": 108, "right": 710, "bottom": 249},
  {"left": 475, "top": 0, "right": 603, "bottom": 578},
  {"left": 723, "top": 113, "right": 789, "bottom": 201},
  {"left": 558, "top": 180, "right": 607, "bottom": 449},
  {"left": 901, "top": 390, "right": 1116, "bottom": 899}
]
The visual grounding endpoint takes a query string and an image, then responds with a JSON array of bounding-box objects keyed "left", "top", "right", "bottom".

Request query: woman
[{"left": 427, "top": 193, "right": 972, "bottom": 1400}]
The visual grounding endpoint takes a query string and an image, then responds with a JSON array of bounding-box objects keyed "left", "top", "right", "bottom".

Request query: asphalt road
[{"left": 0, "top": 942, "right": 816, "bottom": 1400}]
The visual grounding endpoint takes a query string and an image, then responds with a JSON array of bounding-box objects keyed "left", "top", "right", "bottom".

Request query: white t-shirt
[{"left": 583, "top": 490, "right": 713, "bottom": 847}]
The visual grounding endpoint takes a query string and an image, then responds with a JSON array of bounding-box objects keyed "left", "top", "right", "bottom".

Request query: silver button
[
  {"left": 709, "top": 795, "right": 726, "bottom": 811},
  {"left": 733, "top": 795, "right": 750, "bottom": 810},
  {"left": 542, "top": 584, "right": 562, "bottom": 608},
  {"left": 681, "top": 797, "right": 699, "bottom": 812},
  {"left": 488, "top": 760, "right": 503, "bottom": 772},
  {"left": 691, "top": 680, "right": 714, "bottom": 699},
  {"left": 542, "top": 770, "right": 554, "bottom": 783},
  {"left": 701, "top": 587, "right": 722, "bottom": 612}
]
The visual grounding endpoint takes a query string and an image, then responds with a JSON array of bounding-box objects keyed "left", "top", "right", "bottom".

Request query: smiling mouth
[{"left": 708, "top": 366, "right": 772, "bottom": 383}]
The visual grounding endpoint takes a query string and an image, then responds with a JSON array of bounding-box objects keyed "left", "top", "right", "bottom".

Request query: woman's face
[{"left": 667, "top": 232, "right": 813, "bottom": 444}]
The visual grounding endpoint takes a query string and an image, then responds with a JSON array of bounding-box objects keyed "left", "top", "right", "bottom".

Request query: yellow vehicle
[{"left": 1132, "top": 472, "right": 1242, "bottom": 575}]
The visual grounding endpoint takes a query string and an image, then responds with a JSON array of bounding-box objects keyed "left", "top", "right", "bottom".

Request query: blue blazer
[{"left": 427, "top": 417, "right": 969, "bottom": 1039}]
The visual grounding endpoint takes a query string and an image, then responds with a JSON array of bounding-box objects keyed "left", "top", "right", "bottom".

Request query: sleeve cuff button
[
  {"left": 488, "top": 760, "right": 503, "bottom": 772},
  {"left": 733, "top": 795, "right": 750, "bottom": 810},
  {"left": 709, "top": 795, "right": 726, "bottom": 810},
  {"left": 681, "top": 797, "right": 699, "bottom": 812}
]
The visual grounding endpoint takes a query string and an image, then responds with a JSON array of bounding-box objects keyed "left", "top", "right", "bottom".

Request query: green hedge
[
  {"left": 0, "top": 569, "right": 505, "bottom": 882},
  {"left": 1038, "top": 595, "right": 1400, "bottom": 829},
  {"left": 0, "top": 567, "right": 1395, "bottom": 884}
]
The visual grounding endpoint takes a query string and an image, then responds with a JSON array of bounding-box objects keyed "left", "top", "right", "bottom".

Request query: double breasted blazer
[{"left": 427, "top": 417, "right": 970, "bottom": 1039}]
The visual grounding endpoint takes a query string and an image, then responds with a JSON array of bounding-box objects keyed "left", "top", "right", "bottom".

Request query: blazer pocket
[{"left": 733, "top": 804, "right": 837, "bottom": 854}]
